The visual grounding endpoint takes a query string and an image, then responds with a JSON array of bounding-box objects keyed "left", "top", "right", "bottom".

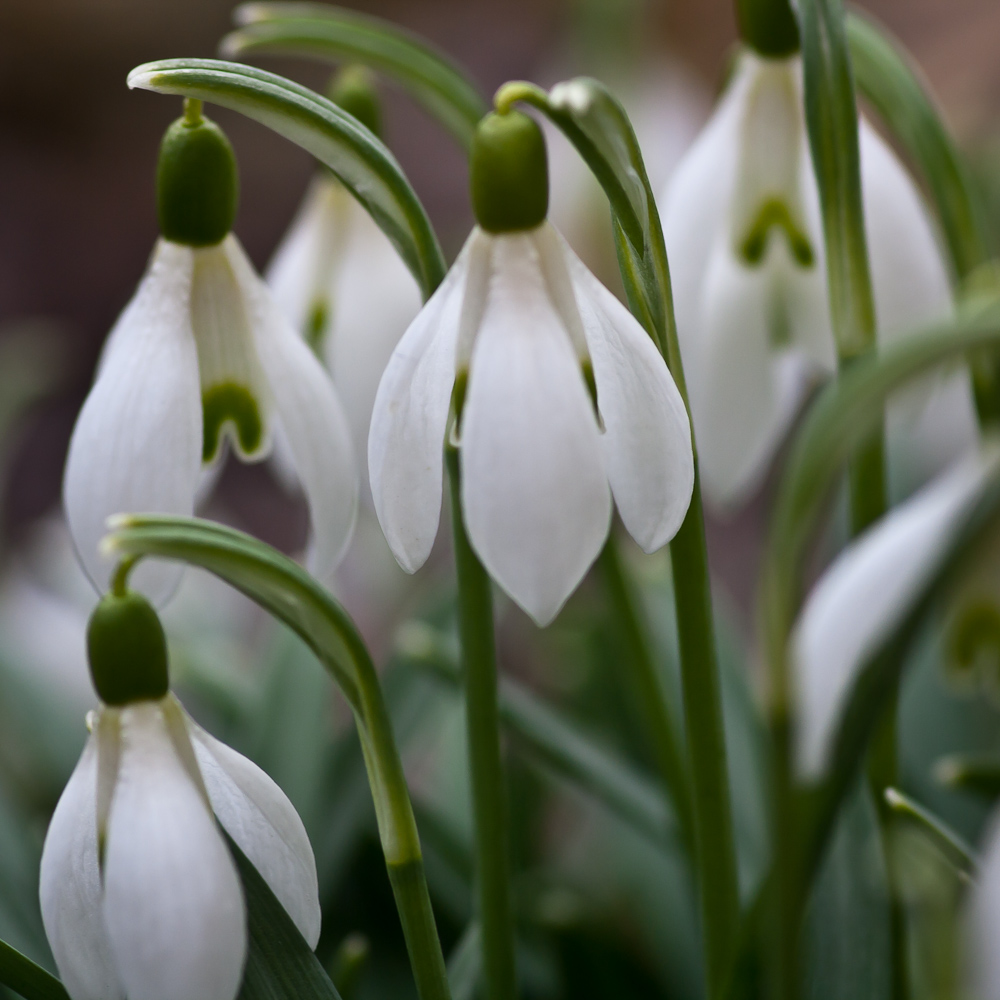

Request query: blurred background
[{"left": 1, "top": 0, "right": 999, "bottom": 578}]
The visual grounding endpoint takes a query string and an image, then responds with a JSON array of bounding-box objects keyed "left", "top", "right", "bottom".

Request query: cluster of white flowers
[{"left": 37, "top": 25, "right": 1000, "bottom": 1000}]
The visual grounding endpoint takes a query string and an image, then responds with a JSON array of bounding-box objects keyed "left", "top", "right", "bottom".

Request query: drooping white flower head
[
  {"left": 369, "top": 111, "right": 694, "bottom": 626},
  {"left": 791, "top": 451, "right": 998, "bottom": 780},
  {"left": 63, "top": 105, "right": 358, "bottom": 601},
  {"left": 39, "top": 592, "right": 320, "bottom": 1000},
  {"left": 266, "top": 69, "right": 421, "bottom": 489},
  {"left": 661, "top": 51, "right": 978, "bottom": 508}
]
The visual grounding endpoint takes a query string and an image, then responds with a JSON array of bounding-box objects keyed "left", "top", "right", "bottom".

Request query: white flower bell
[
  {"left": 266, "top": 68, "right": 421, "bottom": 486},
  {"left": 791, "top": 452, "right": 998, "bottom": 779},
  {"left": 63, "top": 103, "right": 358, "bottom": 601},
  {"left": 661, "top": 51, "right": 978, "bottom": 508},
  {"left": 369, "top": 111, "right": 694, "bottom": 626},
  {"left": 39, "top": 591, "right": 320, "bottom": 1000}
]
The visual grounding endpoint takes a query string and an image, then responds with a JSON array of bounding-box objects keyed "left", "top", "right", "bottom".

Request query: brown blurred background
[{"left": 0, "top": 0, "right": 998, "bottom": 565}]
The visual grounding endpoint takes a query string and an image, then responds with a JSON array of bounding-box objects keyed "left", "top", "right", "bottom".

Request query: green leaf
[
  {"left": 127, "top": 58, "right": 446, "bottom": 300},
  {"left": 799, "top": 0, "right": 877, "bottom": 363},
  {"left": 0, "top": 942, "right": 68, "bottom": 1000},
  {"left": 445, "top": 922, "right": 481, "bottom": 1000},
  {"left": 396, "top": 622, "right": 677, "bottom": 848},
  {"left": 223, "top": 2, "right": 488, "bottom": 150},
  {"left": 227, "top": 835, "right": 344, "bottom": 1000},
  {"left": 846, "top": 11, "right": 990, "bottom": 282}
]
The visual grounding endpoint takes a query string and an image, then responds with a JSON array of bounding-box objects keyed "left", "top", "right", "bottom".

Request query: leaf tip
[{"left": 127, "top": 64, "right": 158, "bottom": 92}]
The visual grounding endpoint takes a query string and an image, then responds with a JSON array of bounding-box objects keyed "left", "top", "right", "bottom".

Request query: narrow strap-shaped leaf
[
  {"left": 883, "top": 788, "right": 978, "bottom": 876},
  {"left": 227, "top": 835, "right": 344, "bottom": 1000},
  {"left": 446, "top": 922, "right": 481, "bottom": 1000},
  {"left": 847, "top": 10, "right": 990, "bottom": 282},
  {"left": 397, "top": 623, "right": 676, "bottom": 848},
  {"left": 799, "top": 0, "right": 877, "bottom": 364},
  {"left": 223, "top": 2, "right": 488, "bottom": 150},
  {"left": 0, "top": 941, "right": 69, "bottom": 1000},
  {"left": 764, "top": 302, "right": 1000, "bottom": 662},
  {"left": 127, "top": 58, "right": 446, "bottom": 299}
]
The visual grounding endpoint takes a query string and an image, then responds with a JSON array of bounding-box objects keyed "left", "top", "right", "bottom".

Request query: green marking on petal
[
  {"left": 202, "top": 381, "right": 264, "bottom": 462},
  {"left": 581, "top": 358, "right": 601, "bottom": 424},
  {"left": 739, "top": 198, "right": 815, "bottom": 268},
  {"left": 306, "top": 298, "right": 330, "bottom": 354}
]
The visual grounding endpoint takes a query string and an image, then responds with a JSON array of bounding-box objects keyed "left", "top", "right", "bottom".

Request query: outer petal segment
[
  {"left": 792, "top": 456, "right": 994, "bottom": 779},
  {"left": 39, "top": 734, "right": 123, "bottom": 1000},
  {"left": 63, "top": 239, "right": 201, "bottom": 601},
  {"left": 551, "top": 228, "right": 694, "bottom": 550},
  {"left": 225, "top": 236, "right": 359, "bottom": 581},
  {"left": 187, "top": 716, "right": 321, "bottom": 948},
  {"left": 461, "top": 232, "right": 611, "bottom": 626},
  {"left": 102, "top": 703, "right": 246, "bottom": 1000},
  {"left": 368, "top": 233, "right": 478, "bottom": 573}
]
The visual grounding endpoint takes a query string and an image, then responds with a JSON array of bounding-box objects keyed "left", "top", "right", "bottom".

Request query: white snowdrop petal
[
  {"left": 327, "top": 201, "right": 422, "bottom": 487},
  {"left": 552, "top": 228, "right": 693, "bottom": 549},
  {"left": 368, "top": 232, "right": 479, "bottom": 573},
  {"left": 461, "top": 232, "right": 611, "bottom": 626},
  {"left": 691, "top": 239, "right": 814, "bottom": 508},
  {"left": 792, "top": 456, "right": 994, "bottom": 780},
  {"left": 63, "top": 239, "right": 201, "bottom": 601},
  {"left": 225, "top": 236, "right": 359, "bottom": 581},
  {"left": 39, "top": 734, "right": 123, "bottom": 1000},
  {"left": 660, "top": 54, "right": 752, "bottom": 365},
  {"left": 102, "top": 703, "right": 246, "bottom": 1000},
  {"left": 187, "top": 716, "right": 321, "bottom": 948},
  {"left": 266, "top": 175, "right": 349, "bottom": 336}
]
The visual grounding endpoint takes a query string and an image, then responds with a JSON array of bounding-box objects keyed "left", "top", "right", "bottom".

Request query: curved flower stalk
[
  {"left": 63, "top": 101, "right": 357, "bottom": 601},
  {"left": 267, "top": 68, "right": 421, "bottom": 487},
  {"left": 791, "top": 451, "right": 998, "bottom": 780},
  {"left": 661, "top": 50, "right": 978, "bottom": 508},
  {"left": 40, "top": 588, "right": 320, "bottom": 1000},
  {"left": 369, "top": 112, "right": 694, "bottom": 626}
]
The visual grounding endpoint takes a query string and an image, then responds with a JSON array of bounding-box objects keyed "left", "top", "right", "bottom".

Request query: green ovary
[
  {"left": 739, "top": 198, "right": 814, "bottom": 268},
  {"left": 202, "top": 382, "right": 264, "bottom": 462}
]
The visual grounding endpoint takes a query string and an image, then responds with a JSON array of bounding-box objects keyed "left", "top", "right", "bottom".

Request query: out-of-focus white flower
[
  {"left": 662, "top": 51, "right": 978, "bottom": 508},
  {"left": 63, "top": 233, "right": 357, "bottom": 600},
  {"left": 970, "top": 808, "right": 1000, "bottom": 999},
  {"left": 791, "top": 452, "right": 997, "bottom": 779},
  {"left": 267, "top": 174, "right": 421, "bottom": 485},
  {"left": 369, "top": 221, "right": 694, "bottom": 626}
]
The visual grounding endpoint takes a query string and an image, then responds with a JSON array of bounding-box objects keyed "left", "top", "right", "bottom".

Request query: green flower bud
[
  {"left": 87, "top": 591, "right": 169, "bottom": 706},
  {"left": 328, "top": 65, "right": 382, "bottom": 139},
  {"left": 157, "top": 99, "right": 239, "bottom": 247},
  {"left": 470, "top": 111, "right": 548, "bottom": 234},
  {"left": 736, "top": 0, "right": 800, "bottom": 58}
]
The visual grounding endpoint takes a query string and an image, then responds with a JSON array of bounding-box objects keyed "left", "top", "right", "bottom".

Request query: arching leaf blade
[
  {"left": 224, "top": 2, "right": 488, "bottom": 149},
  {"left": 127, "top": 58, "right": 446, "bottom": 299}
]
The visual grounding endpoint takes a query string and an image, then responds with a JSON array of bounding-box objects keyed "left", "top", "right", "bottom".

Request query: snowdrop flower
[
  {"left": 40, "top": 588, "right": 320, "bottom": 1000},
  {"left": 63, "top": 100, "right": 358, "bottom": 600},
  {"left": 267, "top": 68, "right": 421, "bottom": 486},
  {"left": 661, "top": 50, "right": 978, "bottom": 508},
  {"left": 369, "top": 110, "right": 694, "bottom": 626},
  {"left": 791, "top": 451, "right": 999, "bottom": 779}
]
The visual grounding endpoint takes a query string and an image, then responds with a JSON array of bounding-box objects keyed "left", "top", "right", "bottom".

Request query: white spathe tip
[
  {"left": 126, "top": 66, "right": 158, "bottom": 91},
  {"left": 550, "top": 81, "right": 593, "bottom": 115}
]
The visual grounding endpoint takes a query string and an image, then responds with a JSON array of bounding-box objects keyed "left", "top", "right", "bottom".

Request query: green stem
[
  {"left": 446, "top": 444, "right": 518, "bottom": 1000},
  {"left": 598, "top": 536, "right": 695, "bottom": 855},
  {"left": 670, "top": 483, "right": 742, "bottom": 1000},
  {"left": 352, "top": 644, "right": 451, "bottom": 1000}
]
